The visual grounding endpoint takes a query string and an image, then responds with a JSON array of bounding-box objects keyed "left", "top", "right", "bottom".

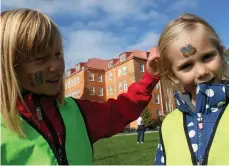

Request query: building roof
[{"left": 84, "top": 58, "right": 108, "bottom": 70}]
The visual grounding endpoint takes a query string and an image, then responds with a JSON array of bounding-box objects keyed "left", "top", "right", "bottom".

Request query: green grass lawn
[{"left": 93, "top": 132, "right": 159, "bottom": 165}]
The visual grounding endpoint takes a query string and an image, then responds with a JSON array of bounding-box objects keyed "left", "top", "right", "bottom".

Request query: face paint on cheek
[{"left": 34, "top": 71, "right": 44, "bottom": 85}]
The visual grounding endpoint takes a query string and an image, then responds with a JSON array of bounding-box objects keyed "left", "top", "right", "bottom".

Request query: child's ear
[{"left": 167, "top": 72, "right": 180, "bottom": 84}]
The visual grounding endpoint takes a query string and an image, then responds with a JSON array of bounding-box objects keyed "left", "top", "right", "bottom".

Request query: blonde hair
[
  {"left": 1, "top": 8, "right": 65, "bottom": 136},
  {"left": 158, "top": 13, "right": 229, "bottom": 99}
]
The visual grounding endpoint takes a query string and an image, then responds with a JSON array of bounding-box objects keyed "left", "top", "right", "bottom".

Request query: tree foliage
[{"left": 141, "top": 108, "right": 158, "bottom": 129}]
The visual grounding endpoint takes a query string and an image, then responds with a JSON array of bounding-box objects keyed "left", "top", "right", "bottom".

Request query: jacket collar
[{"left": 175, "top": 81, "right": 229, "bottom": 115}]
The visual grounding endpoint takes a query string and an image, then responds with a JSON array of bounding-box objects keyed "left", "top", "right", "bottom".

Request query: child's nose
[
  {"left": 48, "top": 59, "right": 62, "bottom": 72},
  {"left": 195, "top": 64, "right": 209, "bottom": 80}
]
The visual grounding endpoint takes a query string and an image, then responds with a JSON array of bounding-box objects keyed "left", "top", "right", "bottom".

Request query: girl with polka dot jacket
[{"left": 153, "top": 13, "right": 229, "bottom": 165}]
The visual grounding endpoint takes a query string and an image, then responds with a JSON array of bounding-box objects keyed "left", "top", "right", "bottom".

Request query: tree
[
  {"left": 226, "top": 48, "right": 229, "bottom": 55},
  {"left": 141, "top": 108, "right": 158, "bottom": 129}
]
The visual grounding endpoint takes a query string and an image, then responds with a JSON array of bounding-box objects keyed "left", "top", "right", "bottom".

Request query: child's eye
[
  {"left": 202, "top": 53, "right": 215, "bottom": 62},
  {"left": 35, "top": 56, "right": 47, "bottom": 61},
  {"left": 179, "top": 63, "right": 193, "bottom": 71},
  {"left": 55, "top": 53, "right": 63, "bottom": 59}
]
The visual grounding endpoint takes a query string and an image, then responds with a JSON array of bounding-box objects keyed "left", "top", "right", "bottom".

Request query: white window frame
[
  {"left": 155, "top": 83, "right": 159, "bottom": 90},
  {"left": 109, "top": 72, "right": 112, "bottom": 80},
  {"left": 76, "top": 64, "right": 80, "bottom": 71},
  {"left": 90, "top": 87, "right": 95, "bottom": 95},
  {"left": 98, "top": 75, "right": 103, "bottom": 82},
  {"left": 120, "top": 54, "right": 126, "bottom": 62},
  {"left": 119, "top": 82, "right": 123, "bottom": 91},
  {"left": 107, "top": 86, "right": 110, "bottom": 95},
  {"left": 76, "top": 89, "right": 80, "bottom": 97},
  {"left": 76, "top": 76, "right": 80, "bottom": 84},
  {"left": 118, "top": 68, "right": 122, "bottom": 77},
  {"left": 122, "top": 66, "right": 127, "bottom": 75},
  {"left": 89, "top": 72, "right": 94, "bottom": 81},
  {"left": 110, "top": 86, "right": 114, "bottom": 94},
  {"left": 108, "top": 61, "right": 113, "bottom": 68},
  {"left": 155, "top": 94, "right": 160, "bottom": 104},
  {"left": 98, "top": 87, "right": 103, "bottom": 96},
  {"left": 74, "top": 78, "right": 77, "bottom": 85},
  {"left": 140, "top": 64, "right": 144, "bottom": 72},
  {"left": 123, "top": 80, "right": 128, "bottom": 90}
]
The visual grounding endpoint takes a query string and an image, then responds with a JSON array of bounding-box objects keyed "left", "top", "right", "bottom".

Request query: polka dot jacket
[{"left": 154, "top": 81, "right": 229, "bottom": 165}]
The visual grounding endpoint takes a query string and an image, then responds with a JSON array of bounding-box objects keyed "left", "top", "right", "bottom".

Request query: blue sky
[{"left": 2, "top": 0, "right": 229, "bottom": 69}]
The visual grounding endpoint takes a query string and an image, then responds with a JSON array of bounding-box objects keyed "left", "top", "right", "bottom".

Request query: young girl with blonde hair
[
  {"left": 154, "top": 13, "right": 229, "bottom": 165},
  {"left": 1, "top": 8, "right": 161, "bottom": 165}
]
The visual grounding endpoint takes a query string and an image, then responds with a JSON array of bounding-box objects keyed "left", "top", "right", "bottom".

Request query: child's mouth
[
  {"left": 206, "top": 78, "right": 215, "bottom": 84},
  {"left": 46, "top": 76, "right": 59, "bottom": 83}
]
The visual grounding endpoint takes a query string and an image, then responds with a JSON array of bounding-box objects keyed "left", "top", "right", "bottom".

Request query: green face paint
[{"left": 34, "top": 71, "right": 44, "bottom": 85}]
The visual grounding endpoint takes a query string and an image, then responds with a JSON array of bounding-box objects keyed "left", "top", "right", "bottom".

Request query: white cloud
[
  {"left": 64, "top": 29, "right": 159, "bottom": 69},
  {"left": 2, "top": 0, "right": 159, "bottom": 21},
  {"left": 64, "top": 29, "right": 127, "bottom": 68},
  {"left": 167, "top": 0, "right": 198, "bottom": 12}
]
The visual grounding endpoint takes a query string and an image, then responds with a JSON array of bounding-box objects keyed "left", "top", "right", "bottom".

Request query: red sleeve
[{"left": 74, "top": 71, "right": 159, "bottom": 143}]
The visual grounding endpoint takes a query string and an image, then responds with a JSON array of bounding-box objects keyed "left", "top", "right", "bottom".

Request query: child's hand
[{"left": 146, "top": 47, "right": 161, "bottom": 77}]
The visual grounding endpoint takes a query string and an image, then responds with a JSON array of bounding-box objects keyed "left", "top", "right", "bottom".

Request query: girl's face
[
  {"left": 15, "top": 41, "right": 64, "bottom": 96},
  {"left": 167, "top": 28, "right": 224, "bottom": 96}
]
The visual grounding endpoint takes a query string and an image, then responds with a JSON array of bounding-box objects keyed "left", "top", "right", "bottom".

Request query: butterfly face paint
[
  {"left": 180, "top": 44, "right": 197, "bottom": 57},
  {"left": 34, "top": 71, "right": 44, "bottom": 85}
]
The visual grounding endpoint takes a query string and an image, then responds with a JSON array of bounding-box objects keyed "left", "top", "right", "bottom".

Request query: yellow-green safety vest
[
  {"left": 1, "top": 97, "right": 93, "bottom": 165},
  {"left": 161, "top": 105, "right": 229, "bottom": 165}
]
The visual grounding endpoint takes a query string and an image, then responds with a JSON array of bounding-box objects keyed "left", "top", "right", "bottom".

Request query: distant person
[{"left": 136, "top": 115, "right": 145, "bottom": 144}]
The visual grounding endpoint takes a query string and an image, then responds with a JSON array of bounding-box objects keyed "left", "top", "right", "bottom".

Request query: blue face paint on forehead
[{"left": 180, "top": 44, "right": 197, "bottom": 57}]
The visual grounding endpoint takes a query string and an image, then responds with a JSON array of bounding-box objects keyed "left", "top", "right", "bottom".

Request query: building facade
[{"left": 65, "top": 49, "right": 166, "bottom": 129}]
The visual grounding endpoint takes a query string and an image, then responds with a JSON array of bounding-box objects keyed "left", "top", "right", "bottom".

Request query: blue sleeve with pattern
[{"left": 154, "top": 141, "right": 165, "bottom": 165}]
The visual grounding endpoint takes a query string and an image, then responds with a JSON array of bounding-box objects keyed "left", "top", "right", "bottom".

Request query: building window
[
  {"left": 140, "top": 64, "right": 144, "bottom": 72},
  {"left": 68, "top": 81, "right": 71, "bottom": 88},
  {"left": 76, "top": 89, "right": 80, "bottom": 97},
  {"left": 123, "top": 80, "right": 128, "bottom": 90},
  {"left": 89, "top": 72, "right": 94, "bottom": 81},
  {"left": 90, "top": 87, "right": 95, "bottom": 95},
  {"left": 109, "top": 72, "right": 112, "bottom": 80},
  {"left": 107, "top": 86, "right": 113, "bottom": 95},
  {"left": 120, "top": 54, "right": 126, "bottom": 62},
  {"left": 110, "top": 86, "right": 113, "bottom": 94},
  {"left": 123, "top": 66, "right": 127, "bottom": 75},
  {"left": 155, "top": 83, "right": 159, "bottom": 90},
  {"left": 156, "top": 109, "right": 161, "bottom": 119},
  {"left": 118, "top": 68, "right": 122, "bottom": 77},
  {"left": 98, "top": 87, "right": 103, "bottom": 96},
  {"left": 108, "top": 61, "right": 113, "bottom": 68},
  {"left": 76, "top": 64, "right": 80, "bottom": 71},
  {"left": 74, "top": 78, "right": 77, "bottom": 85},
  {"left": 76, "top": 76, "right": 80, "bottom": 84},
  {"left": 155, "top": 94, "right": 160, "bottom": 104},
  {"left": 119, "top": 82, "right": 123, "bottom": 91},
  {"left": 98, "top": 75, "right": 102, "bottom": 82}
]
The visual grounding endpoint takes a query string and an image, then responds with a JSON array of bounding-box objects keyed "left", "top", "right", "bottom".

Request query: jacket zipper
[{"left": 33, "top": 95, "right": 68, "bottom": 165}]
